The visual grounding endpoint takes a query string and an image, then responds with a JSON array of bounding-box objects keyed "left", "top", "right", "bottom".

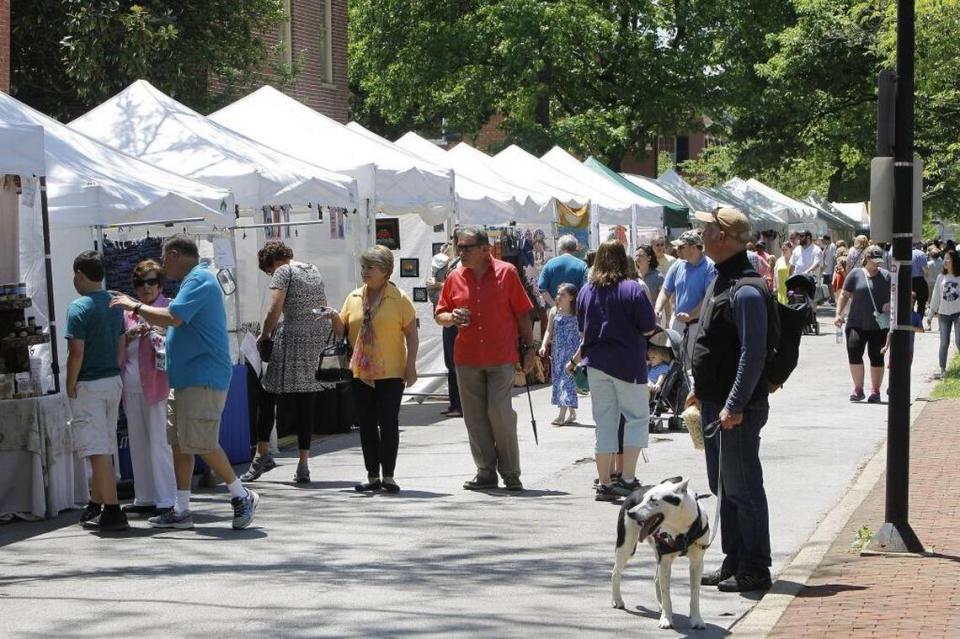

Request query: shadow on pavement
[
  {"left": 795, "top": 583, "right": 870, "bottom": 597},
  {"left": 623, "top": 605, "right": 731, "bottom": 638}
]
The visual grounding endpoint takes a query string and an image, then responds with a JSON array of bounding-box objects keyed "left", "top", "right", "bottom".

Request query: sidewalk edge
[{"left": 729, "top": 398, "right": 933, "bottom": 637}]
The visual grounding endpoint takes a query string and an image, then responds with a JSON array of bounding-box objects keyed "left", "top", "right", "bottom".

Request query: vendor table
[{"left": 0, "top": 393, "right": 87, "bottom": 521}]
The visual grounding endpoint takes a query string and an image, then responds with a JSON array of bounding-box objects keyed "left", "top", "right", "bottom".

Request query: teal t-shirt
[
  {"left": 166, "top": 264, "right": 232, "bottom": 391},
  {"left": 64, "top": 289, "right": 124, "bottom": 382}
]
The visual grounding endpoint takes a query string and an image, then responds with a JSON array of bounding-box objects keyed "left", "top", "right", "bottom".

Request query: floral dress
[{"left": 550, "top": 312, "right": 579, "bottom": 408}]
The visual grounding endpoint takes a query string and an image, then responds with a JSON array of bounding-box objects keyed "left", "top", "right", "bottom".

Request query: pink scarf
[{"left": 349, "top": 286, "right": 387, "bottom": 386}]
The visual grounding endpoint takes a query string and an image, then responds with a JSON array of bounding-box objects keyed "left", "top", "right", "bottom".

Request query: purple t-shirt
[{"left": 576, "top": 279, "right": 657, "bottom": 383}]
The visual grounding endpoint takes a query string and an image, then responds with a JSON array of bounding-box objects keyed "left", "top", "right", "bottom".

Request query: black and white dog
[{"left": 611, "top": 477, "right": 709, "bottom": 630}]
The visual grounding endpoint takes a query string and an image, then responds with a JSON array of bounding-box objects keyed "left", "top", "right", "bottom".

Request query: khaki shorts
[
  {"left": 70, "top": 376, "right": 123, "bottom": 457},
  {"left": 167, "top": 387, "right": 227, "bottom": 455}
]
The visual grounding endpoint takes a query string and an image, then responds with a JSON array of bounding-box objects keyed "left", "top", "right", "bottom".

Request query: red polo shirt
[{"left": 435, "top": 258, "right": 534, "bottom": 367}]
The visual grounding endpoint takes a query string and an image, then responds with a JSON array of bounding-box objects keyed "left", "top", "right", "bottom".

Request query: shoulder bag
[{"left": 864, "top": 269, "right": 891, "bottom": 330}]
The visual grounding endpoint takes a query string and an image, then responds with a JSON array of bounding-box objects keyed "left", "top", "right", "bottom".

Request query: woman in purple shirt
[{"left": 571, "top": 241, "right": 657, "bottom": 501}]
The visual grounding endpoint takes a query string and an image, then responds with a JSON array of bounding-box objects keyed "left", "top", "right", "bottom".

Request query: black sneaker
[
  {"left": 718, "top": 573, "right": 772, "bottom": 593},
  {"left": 611, "top": 478, "right": 641, "bottom": 496},
  {"left": 503, "top": 477, "right": 524, "bottom": 492},
  {"left": 867, "top": 392, "right": 882, "bottom": 404},
  {"left": 294, "top": 463, "right": 311, "bottom": 484},
  {"left": 463, "top": 475, "right": 498, "bottom": 490},
  {"left": 595, "top": 484, "right": 620, "bottom": 502},
  {"left": 701, "top": 567, "right": 735, "bottom": 586},
  {"left": 121, "top": 503, "right": 157, "bottom": 516},
  {"left": 82, "top": 508, "right": 130, "bottom": 531},
  {"left": 849, "top": 389, "right": 865, "bottom": 402},
  {"left": 354, "top": 479, "right": 382, "bottom": 492},
  {"left": 240, "top": 455, "right": 277, "bottom": 482},
  {"left": 381, "top": 480, "right": 400, "bottom": 494},
  {"left": 79, "top": 501, "right": 101, "bottom": 524}
]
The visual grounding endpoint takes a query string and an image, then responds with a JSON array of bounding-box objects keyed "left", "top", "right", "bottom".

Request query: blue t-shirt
[
  {"left": 663, "top": 257, "right": 717, "bottom": 314},
  {"left": 166, "top": 265, "right": 232, "bottom": 390},
  {"left": 648, "top": 362, "right": 671, "bottom": 385},
  {"left": 912, "top": 249, "right": 928, "bottom": 277},
  {"left": 64, "top": 290, "right": 124, "bottom": 382},
  {"left": 908, "top": 310, "right": 923, "bottom": 353},
  {"left": 538, "top": 254, "right": 588, "bottom": 299}
]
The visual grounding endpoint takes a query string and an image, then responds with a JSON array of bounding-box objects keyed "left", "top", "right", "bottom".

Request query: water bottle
[{"left": 835, "top": 327, "right": 843, "bottom": 344}]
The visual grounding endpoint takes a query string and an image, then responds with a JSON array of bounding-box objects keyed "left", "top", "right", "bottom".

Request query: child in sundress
[{"left": 540, "top": 283, "right": 580, "bottom": 424}]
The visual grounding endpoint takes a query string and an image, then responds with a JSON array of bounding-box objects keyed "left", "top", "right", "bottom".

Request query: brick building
[
  {"left": 265, "top": 0, "right": 350, "bottom": 123},
  {"left": 0, "top": 0, "right": 9, "bottom": 93}
]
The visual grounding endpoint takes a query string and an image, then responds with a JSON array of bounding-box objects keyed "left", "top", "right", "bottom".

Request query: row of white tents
[{"left": 3, "top": 79, "right": 867, "bottom": 396}]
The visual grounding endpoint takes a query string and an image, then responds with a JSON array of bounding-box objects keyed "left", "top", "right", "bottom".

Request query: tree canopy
[
  {"left": 11, "top": 0, "right": 292, "bottom": 121},
  {"left": 351, "top": 0, "right": 960, "bottom": 219}
]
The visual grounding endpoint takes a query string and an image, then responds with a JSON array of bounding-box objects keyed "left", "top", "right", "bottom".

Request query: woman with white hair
[{"left": 326, "top": 245, "right": 419, "bottom": 493}]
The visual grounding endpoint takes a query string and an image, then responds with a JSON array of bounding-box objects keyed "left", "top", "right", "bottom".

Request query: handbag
[
  {"left": 316, "top": 328, "right": 353, "bottom": 384},
  {"left": 865, "top": 268, "right": 891, "bottom": 330}
]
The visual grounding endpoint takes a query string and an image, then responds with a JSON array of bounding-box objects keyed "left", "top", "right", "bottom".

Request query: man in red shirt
[{"left": 436, "top": 226, "right": 537, "bottom": 491}]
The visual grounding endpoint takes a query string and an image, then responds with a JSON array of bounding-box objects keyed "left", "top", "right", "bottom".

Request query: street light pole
[{"left": 867, "top": 0, "right": 924, "bottom": 554}]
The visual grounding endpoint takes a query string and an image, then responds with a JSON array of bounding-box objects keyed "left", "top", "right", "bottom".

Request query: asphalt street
[{"left": 0, "top": 312, "right": 944, "bottom": 638}]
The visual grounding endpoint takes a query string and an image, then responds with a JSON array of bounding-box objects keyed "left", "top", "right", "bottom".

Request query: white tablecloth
[{"left": 0, "top": 393, "right": 88, "bottom": 520}]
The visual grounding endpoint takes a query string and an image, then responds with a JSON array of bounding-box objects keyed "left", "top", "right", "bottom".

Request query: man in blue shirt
[
  {"left": 111, "top": 235, "right": 258, "bottom": 531},
  {"left": 655, "top": 230, "right": 716, "bottom": 332},
  {"left": 538, "top": 235, "right": 588, "bottom": 306},
  {"left": 66, "top": 251, "right": 127, "bottom": 531},
  {"left": 911, "top": 242, "right": 930, "bottom": 317}
]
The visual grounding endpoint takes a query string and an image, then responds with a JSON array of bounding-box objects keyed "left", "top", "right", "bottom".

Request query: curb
[{"left": 729, "top": 397, "right": 932, "bottom": 637}]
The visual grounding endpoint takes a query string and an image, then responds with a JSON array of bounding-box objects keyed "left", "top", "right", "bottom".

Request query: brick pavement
[{"left": 768, "top": 399, "right": 960, "bottom": 638}]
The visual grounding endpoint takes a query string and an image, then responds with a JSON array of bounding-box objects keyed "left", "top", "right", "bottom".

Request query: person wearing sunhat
[
  {"left": 834, "top": 244, "right": 891, "bottom": 403},
  {"left": 654, "top": 229, "right": 716, "bottom": 332},
  {"left": 688, "top": 206, "right": 774, "bottom": 593}
]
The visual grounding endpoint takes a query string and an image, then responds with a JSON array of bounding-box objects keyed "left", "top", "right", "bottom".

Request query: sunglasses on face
[
  {"left": 457, "top": 243, "right": 481, "bottom": 252},
  {"left": 133, "top": 277, "right": 160, "bottom": 288}
]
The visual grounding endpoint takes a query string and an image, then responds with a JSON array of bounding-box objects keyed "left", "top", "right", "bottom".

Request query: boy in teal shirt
[{"left": 65, "top": 251, "right": 127, "bottom": 531}]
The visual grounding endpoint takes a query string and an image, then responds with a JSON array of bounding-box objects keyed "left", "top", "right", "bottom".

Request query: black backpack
[{"left": 731, "top": 277, "right": 805, "bottom": 390}]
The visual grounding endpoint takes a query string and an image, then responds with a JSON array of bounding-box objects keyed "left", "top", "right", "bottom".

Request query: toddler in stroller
[
  {"left": 647, "top": 328, "right": 690, "bottom": 432},
  {"left": 785, "top": 273, "right": 819, "bottom": 335}
]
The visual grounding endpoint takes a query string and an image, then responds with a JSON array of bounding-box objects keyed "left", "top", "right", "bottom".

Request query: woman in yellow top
[
  {"left": 326, "top": 245, "right": 419, "bottom": 493},
  {"left": 775, "top": 241, "right": 795, "bottom": 305}
]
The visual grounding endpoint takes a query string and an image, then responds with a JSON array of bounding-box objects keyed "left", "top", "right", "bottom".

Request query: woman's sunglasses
[{"left": 133, "top": 277, "right": 160, "bottom": 288}]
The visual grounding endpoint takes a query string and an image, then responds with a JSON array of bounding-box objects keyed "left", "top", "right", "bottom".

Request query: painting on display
[
  {"left": 375, "top": 218, "right": 400, "bottom": 250},
  {"left": 399, "top": 258, "right": 420, "bottom": 278},
  {"left": 412, "top": 287, "right": 429, "bottom": 303},
  {"left": 555, "top": 202, "right": 590, "bottom": 258}
]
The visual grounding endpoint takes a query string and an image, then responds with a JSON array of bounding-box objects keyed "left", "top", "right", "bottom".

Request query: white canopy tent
[
  {"left": 0, "top": 91, "right": 234, "bottom": 373},
  {"left": 724, "top": 177, "right": 821, "bottom": 231},
  {"left": 541, "top": 146, "right": 663, "bottom": 228},
  {"left": 832, "top": 201, "right": 870, "bottom": 229},
  {"left": 621, "top": 172, "right": 688, "bottom": 210},
  {"left": 448, "top": 142, "right": 570, "bottom": 214},
  {"left": 346, "top": 124, "right": 518, "bottom": 224},
  {"left": 69, "top": 80, "right": 359, "bottom": 211},
  {"left": 393, "top": 131, "right": 551, "bottom": 224},
  {"left": 209, "top": 86, "right": 455, "bottom": 227}
]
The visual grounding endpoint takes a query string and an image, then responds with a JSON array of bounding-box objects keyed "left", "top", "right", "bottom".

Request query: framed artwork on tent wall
[
  {"left": 412, "top": 287, "right": 428, "bottom": 303},
  {"left": 399, "top": 258, "right": 419, "bottom": 278},
  {"left": 432, "top": 242, "right": 446, "bottom": 257},
  {"left": 376, "top": 218, "right": 400, "bottom": 250},
  {"left": 433, "top": 223, "right": 445, "bottom": 233}
]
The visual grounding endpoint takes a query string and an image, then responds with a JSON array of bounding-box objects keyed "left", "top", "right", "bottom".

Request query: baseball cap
[
  {"left": 671, "top": 229, "right": 703, "bottom": 248},
  {"left": 693, "top": 207, "right": 751, "bottom": 237},
  {"left": 865, "top": 245, "right": 884, "bottom": 261}
]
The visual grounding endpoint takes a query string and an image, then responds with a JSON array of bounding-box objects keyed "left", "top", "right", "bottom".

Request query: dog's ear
[
  {"left": 676, "top": 478, "right": 690, "bottom": 494},
  {"left": 661, "top": 476, "right": 683, "bottom": 485},
  {"left": 662, "top": 494, "right": 682, "bottom": 506}
]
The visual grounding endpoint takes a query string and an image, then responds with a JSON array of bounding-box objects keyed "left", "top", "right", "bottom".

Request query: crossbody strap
[{"left": 864, "top": 268, "right": 881, "bottom": 315}]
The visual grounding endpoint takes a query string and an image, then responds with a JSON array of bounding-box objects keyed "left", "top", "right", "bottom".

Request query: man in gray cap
[
  {"left": 689, "top": 207, "right": 773, "bottom": 593},
  {"left": 654, "top": 229, "right": 716, "bottom": 332}
]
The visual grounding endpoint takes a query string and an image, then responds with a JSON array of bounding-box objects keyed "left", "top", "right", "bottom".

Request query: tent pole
[{"left": 39, "top": 176, "right": 60, "bottom": 395}]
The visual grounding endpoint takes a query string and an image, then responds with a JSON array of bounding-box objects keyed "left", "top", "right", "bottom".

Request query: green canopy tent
[{"left": 583, "top": 157, "right": 689, "bottom": 228}]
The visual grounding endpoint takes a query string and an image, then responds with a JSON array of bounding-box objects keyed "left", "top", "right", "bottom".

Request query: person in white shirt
[
  {"left": 790, "top": 230, "right": 823, "bottom": 277},
  {"left": 928, "top": 248, "right": 960, "bottom": 378},
  {"left": 820, "top": 235, "right": 837, "bottom": 304}
]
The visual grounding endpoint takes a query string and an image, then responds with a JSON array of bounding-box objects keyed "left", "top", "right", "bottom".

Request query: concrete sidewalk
[{"left": 740, "top": 398, "right": 960, "bottom": 638}]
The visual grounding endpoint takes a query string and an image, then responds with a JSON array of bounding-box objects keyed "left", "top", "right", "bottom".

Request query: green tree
[
  {"left": 11, "top": 0, "right": 292, "bottom": 121},
  {"left": 349, "top": 0, "right": 744, "bottom": 167}
]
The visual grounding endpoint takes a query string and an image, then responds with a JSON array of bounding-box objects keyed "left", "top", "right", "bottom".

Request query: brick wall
[
  {"left": 0, "top": 0, "right": 9, "bottom": 93},
  {"left": 282, "top": 0, "right": 350, "bottom": 122}
]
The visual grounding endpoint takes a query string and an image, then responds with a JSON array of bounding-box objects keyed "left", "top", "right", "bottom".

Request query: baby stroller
[
  {"left": 785, "top": 273, "right": 819, "bottom": 336},
  {"left": 647, "top": 327, "right": 690, "bottom": 432}
]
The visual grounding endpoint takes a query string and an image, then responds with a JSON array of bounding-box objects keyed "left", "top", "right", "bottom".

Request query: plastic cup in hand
[{"left": 836, "top": 328, "right": 843, "bottom": 344}]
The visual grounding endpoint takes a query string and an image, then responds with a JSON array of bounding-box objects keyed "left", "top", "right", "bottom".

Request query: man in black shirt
[{"left": 689, "top": 208, "right": 773, "bottom": 593}]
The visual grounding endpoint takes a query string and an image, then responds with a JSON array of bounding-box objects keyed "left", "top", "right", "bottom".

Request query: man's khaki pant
[{"left": 455, "top": 364, "right": 521, "bottom": 481}]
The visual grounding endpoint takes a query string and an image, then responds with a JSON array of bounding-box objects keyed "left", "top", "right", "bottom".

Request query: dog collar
[{"left": 653, "top": 504, "right": 709, "bottom": 559}]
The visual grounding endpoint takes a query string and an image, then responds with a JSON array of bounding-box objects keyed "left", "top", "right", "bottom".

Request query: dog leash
[{"left": 703, "top": 418, "right": 723, "bottom": 547}]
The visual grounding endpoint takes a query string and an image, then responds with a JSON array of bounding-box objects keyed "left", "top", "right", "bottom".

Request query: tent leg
[{"left": 39, "top": 177, "right": 60, "bottom": 395}]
